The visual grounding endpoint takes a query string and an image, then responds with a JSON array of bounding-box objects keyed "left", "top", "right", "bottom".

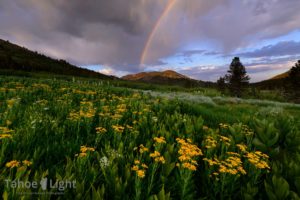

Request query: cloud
[
  {"left": 237, "top": 41, "right": 300, "bottom": 58},
  {"left": 0, "top": 0, "right": 299, "bottom": 77}
]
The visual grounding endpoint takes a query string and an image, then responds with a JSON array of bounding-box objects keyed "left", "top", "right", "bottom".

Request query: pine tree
[
  {"left": 217, "top": 76, "right": 226, "bottom": 93},
  {"left": 225, "top": 57, "right": 250, "bottom": 97},
  {"left": 288, "top": 60, "right": 300, "bottom": 102}
]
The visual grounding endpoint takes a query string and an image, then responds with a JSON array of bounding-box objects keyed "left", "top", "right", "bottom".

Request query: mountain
[
  {"left": 122, "top": 70, "right": 189, "bottom": 80},
  {"left": 253, "top": 71, "right": 290, "bottom": 89},
  {"left": 270, "top": 71, "right": 289, "bottom": 80},
  {"left": 0, "top": 39, "right": 114, "bottom": 79},
  {"left": 122, "top": 70, "right": 213, "bottom": 87}
]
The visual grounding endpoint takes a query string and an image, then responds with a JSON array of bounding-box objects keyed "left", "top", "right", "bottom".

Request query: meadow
[{"left": 0, "top": 76, "right": 300, "bottom": 199}]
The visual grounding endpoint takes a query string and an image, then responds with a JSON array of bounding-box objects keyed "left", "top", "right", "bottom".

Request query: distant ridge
[
  {"left": 253, "top": 71, "right": 290, "bottom": 89},
  {"left": 270, "top": 71, "right": 289, "bottom": 80},
  {"left": 0, "top": 39, "right": 115, "bottom": 79},
  {"left": 122, "top": 70, "right": 190, "bottom": 80},
  {"left": 122, "top": 70, "right": 213, "bottom": 87}
]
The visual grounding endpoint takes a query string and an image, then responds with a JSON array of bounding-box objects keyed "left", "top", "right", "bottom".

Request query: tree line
[{"left": 217, "top": 57, "right": 300, "bottom": 102}]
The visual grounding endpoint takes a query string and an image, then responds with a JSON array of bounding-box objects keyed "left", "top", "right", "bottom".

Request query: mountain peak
[{"left": 122, "top": 70, "right": 190, "bottom": 81}]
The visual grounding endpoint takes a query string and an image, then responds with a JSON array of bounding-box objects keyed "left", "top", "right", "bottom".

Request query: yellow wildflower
[
  {"left": 134, "top": 160, "right": 140, "bottom": 165},
  {"left": 150, "top": 151, "right": 161, "bottom": 158},
  {"left": 236, "top": 144, "right": 247, "bottom": 152},
  {"left": 6, "top": 160, "right": 20, "bottom": 168},
  {"left": 96, "top": 127, "right": 107, "bottom": 134},
  {"left": 112, "top": 125, "right": 125, "bottom": 133},
  {"left": 131, "top": 165, "right": 139, "bottom": 171},
  {"left": 22, "top": 160, "right": 32, "bottom": 166},
  {"left": 136, "top": 170, "right": 145, "bottom": 178},
  {"left": 153, "top": 136, "right": 166, "bottom": 144}
]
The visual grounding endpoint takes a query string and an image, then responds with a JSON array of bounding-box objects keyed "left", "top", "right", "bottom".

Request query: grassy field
[{"left": 0, "top": 76, "right": 300, "bottom": 199}]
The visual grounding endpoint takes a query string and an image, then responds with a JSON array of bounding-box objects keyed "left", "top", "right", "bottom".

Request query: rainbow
[{"left": 140, "top": 0, "right": 177, "bottom": 67}]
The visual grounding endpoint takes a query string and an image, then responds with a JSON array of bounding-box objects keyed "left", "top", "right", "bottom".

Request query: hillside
[
  {"left": 0, "top": 39, "right": 114, "bottom": 79},
  {"left": 122, "top": 70, "right": 214, "bottom": 87},
  {"left": 270, "top": 71, "right": 289, "bottom": 80}
]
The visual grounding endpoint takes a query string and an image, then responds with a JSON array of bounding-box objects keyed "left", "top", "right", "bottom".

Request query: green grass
[{"left": 0, "top": 75, "right": 299, "bottom": 199}]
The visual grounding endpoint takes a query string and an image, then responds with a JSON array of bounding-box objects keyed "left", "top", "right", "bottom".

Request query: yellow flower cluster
[
  {"left": 219, "top": 123, "right": 229, "bottom": 129},
  {"left": 32, "top": 83, "right": 51, "bottom": 90},
  {"left": 219, "top": 156, "right": 246, "bottom": 175},
  {"left": 6, "top": 160, "right": 32, "bottom": 168},
  {"left": 150, "top": 151, "right": 165, "bottom": 164},
  {"left": 134, "top": 144, "right": 149, "bottom": 154},
  {"left": 68, "top": 100, "right": 96, "bottom": 120},
  {"left": 73, "top": 89, "right": 96, "bottom": 95},
  {"left": 204, "top": 136, "right": 217, "bottom": 149},
  {"left": 219, "top": 135, "right": 231, "bottom": 146},
  {"left": 153, "top": 136, "right": 166, "bottom": 144},
  {"left": 5, "top": 160, "right": 20, "bottom": 168},
  {"left": 236, "top": 144, "right": 247, "bottom": 152},
  {"left": 79, "top": 101, "right": 96, "bottom": 118},
  {"left": 245, "top": 151, "right": 270, "bottom": 169},
  {"left": 204, "top": 155, "right": 246, "bottom": 176},
  {"left": 0, "top": 134, "right": 12, "bottom": 139},
  {"left": 7, "top": 99, "right": 17, "bottom": 108},
  {"left": 116, "top": 104, "right": 127, "bottom": 113},
  {"left": 96, "top": 127, "right": 107, "bottom": 134},
  {"left": 176, "top": 138, "right": 203, "bottom": 171},
  {"left": 112, "top": 125, "right": 125, "bottom": 133},
  {"left": 0, "top": 127, "right": 13, "bottom": 134},
  {"left": 131, "top": 160, "right": 148, "bottom": 178},
  {"left": 75, "top": 146, "right": 95, "bottom": 157}
]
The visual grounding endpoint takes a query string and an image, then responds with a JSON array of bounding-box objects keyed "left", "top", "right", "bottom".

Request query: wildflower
[
  {"left": 6, "top": 160, "right": 20, "bottom": 168},
  {"left": 76, "top": 146, "right": 95, "bottom": 158},
  {"left": 154, "top": 156, "right": 165, "bottom": 164},
  {"left": 150, "top": 151, "right": 165, "bottom": 164},
  {"left": 22, "top": 160, "right": 32, "bottom": 166},
  {"left": 227, "top": 152, "right": 240, "bottom": 157},
  {"left": 219, "top": 123, "right": 229, "bottom": 129},
  {"left": 6, "top": 99, "right": 16, "bottom": 108},
  {"left": 112, "top": 125, "right": 125, "bottom": 133},
  {"left": 100, "top": 156, "right": 110, "bottom": 168},
  {"left": 150, "top": 151, "right": 161, "bottom": 158},
  {"left": 219, "top": 135, "right": 231, "bottom": 146},
  {"left": 204, "top": 136, "right": 217, "bottom": 149},
  {"left": 245, "top": 151, "right": 270, "bottom": 170},
  {"left": 80, "top": 146, "right": 95, "bottom": 153},
  {"left": 126, "top": 125, "right": 133, "bottom": 129},
  {"left": 134, "top": 144, "right": 149, "bottom": 153},
  {"left": 236, "top": 144, "right": 247, "bottom": 152},
  {"left": 0, "top": 127, "right": 14, "bottom": 134},
  {"left": 96, "top": 127, "right": 107, "bottom": 134},
  {"left": 182, "top": 162, "right": 197, "bottom": 171},
  {"left": 137, "top": 170, "right": 145, "bottom": 178},
  {"left": 131, "top": 165, "right": 139, "bottom": 171},
  {"left": 134, "top": 160, "right": 140, "bottom": 165},
  {"left": 0, "top": 134, "right": 13, "bottom": 139},
  {"left": 141, "top": 164, "right": 148, "bottom": 169},
  {"left": 131, "top": 161, "right": 147, "bottom": 178},
  {"left": 203, "top": 158, "right": 219, "bottom": 166},
  {"left": 176, "top": 138, "right": 202, "bottom": 171},
  {"left": 153, "top": 136, "right": 166, "bottom": 144}
]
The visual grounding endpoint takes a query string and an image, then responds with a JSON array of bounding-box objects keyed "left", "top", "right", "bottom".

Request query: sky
[{"left": 0, "top": 0, "right": 300, "bottom": 82}]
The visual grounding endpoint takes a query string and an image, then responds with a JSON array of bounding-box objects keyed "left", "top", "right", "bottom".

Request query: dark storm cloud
[
  {"left": 238, "top": 41, "right": 300, "bottom": 58},
  {"left": 0, "top": 0, "right": 300, "bottom": 75},
  {"left": 0, "top": 0, "right": 166, "bottom": 71}
]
